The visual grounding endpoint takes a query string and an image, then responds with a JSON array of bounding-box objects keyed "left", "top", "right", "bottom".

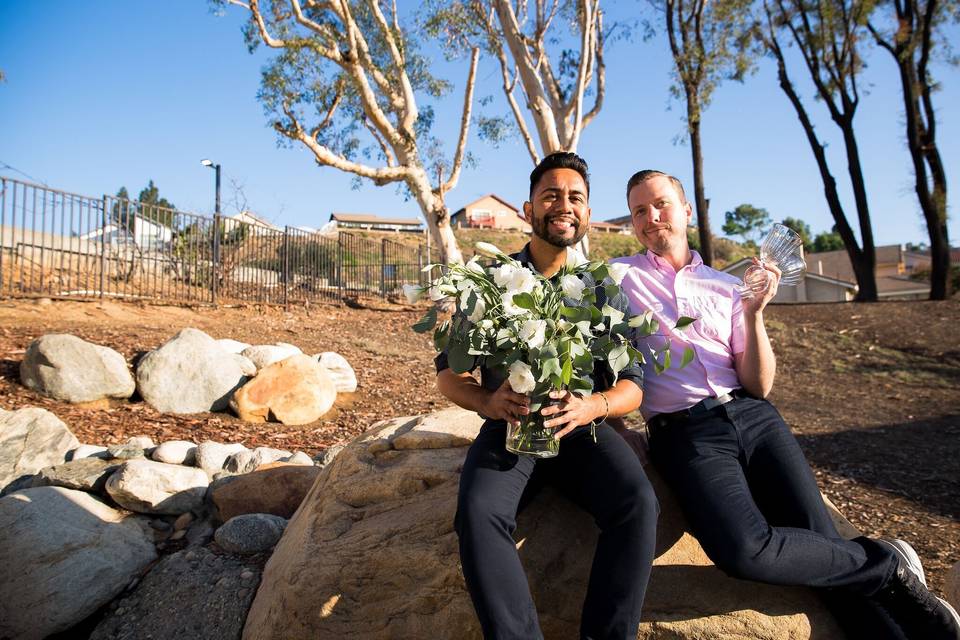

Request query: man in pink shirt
[{"left": 612, "top": 170, "right": 959, "bottom": 639}]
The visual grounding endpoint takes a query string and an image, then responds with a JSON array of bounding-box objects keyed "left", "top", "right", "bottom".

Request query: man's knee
[
  {"left": 455, "top": 491, "right": 517, "bottom": 538},
  {"left": 598, "top": 474, "right": 659, "bottom": 531},
  {"left": 706, "top": 530, "right": 778, "bottom": 581}
]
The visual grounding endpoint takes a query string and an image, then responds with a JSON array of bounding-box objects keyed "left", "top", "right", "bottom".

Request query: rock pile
[
  {"left": 17, "top": 328, "right": 358, "bottom": 425},
  {"left": 0, "top": 405, "right": 338, "bottom": 639}
]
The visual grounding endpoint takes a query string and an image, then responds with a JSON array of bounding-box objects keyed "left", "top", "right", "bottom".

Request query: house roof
[
  {"left": 330, "top": 212, "right": 422, "bottom": 226},
  {"left": 230, "top": 210, "right": 279, "bottom": 229},
  {"left": 805, "top": 244, "right": 905, "bottom": 283},
  {"left": 453, "top": 194, "right": 520, "bottom": 215},
  {"left": 590, "top": 221, "right": 628, "bottom": 230},
  {"left": 605, "top": 214, "right": 633, "bottom": 226}
]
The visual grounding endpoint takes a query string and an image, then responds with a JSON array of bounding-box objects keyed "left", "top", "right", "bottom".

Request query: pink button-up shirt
[{"left": 611, "top": 250, "right": 745, "bottom": 418}]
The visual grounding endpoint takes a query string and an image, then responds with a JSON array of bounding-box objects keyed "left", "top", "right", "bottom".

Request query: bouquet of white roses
[{"left": 408, "top": 242, "right": 692, "bottom": 457}]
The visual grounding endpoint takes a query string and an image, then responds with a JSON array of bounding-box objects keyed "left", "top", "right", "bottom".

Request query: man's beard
[{"left": 532, "top": 215, "right": 587, "bottom": 248}]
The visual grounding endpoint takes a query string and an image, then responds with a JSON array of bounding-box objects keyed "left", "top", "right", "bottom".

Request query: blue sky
[{"left": 1, "top": 0, "right": 958, "bottom": 248}]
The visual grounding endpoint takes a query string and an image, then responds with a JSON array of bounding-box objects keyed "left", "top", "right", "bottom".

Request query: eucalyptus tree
[
  {"left": 654, "top": 0, "right": 756, "bottom": 266},
  {"left": 424, "top": 0, "right": 606, "bottom": 255},
  {"left": 868, "top": 0, "right": 956, "bottom": 298},
  {"left": 758, "top": 0, "right": 879, "bottom": 300},
  {"left": 216, "top": 0, "right": 480, "bottom": 263}
]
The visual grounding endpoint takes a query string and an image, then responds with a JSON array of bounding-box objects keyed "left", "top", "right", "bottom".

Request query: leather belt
[{"left": 646, "top": 390, "right": 742, "bottom": 435}]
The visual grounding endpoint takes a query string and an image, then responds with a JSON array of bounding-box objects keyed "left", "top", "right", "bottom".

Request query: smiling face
[
  {"left": 524, "top": 168, "right": 591, "bottom": 248},
  {"left": 627, "top": 175, "right": 692, "bottom": 255}
]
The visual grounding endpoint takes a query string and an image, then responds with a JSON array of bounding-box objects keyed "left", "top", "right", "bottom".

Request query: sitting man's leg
[
  {"left": 455, "top": 421, "right": 543, "bottom": 640},
  {"left": 549, "top": 423, "right": 659, "bottom": 640}
]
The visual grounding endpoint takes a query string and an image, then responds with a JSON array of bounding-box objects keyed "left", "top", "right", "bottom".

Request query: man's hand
[
  {"left": 486, "top": 379, "right": 530, "bottom": 425},
  {"left": 743, "top": 257, "right": 781, "bottom": 316},
  {"left": 541, "top": 389, "right": 603, "bottom": 439}
]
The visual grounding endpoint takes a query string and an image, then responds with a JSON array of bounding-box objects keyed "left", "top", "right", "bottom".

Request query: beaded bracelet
[{"left": 596, "top": 391, "right": 610, "bottom": 424}]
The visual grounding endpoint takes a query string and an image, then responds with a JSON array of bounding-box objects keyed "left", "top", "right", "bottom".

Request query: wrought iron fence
[{"left": 0, "top": 176, "right": 436, "bottom": 306}]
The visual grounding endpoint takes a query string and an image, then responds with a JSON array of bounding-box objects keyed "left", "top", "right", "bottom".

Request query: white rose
[
  {"left": 609, "top": 262, "right": 630, "bottom": 285},
  {"left": 508, "top": 267, "right": 537, "bottom": 294},
  {"left": 566, "top": 246, "right": 588, "bottom": 268},
  {"left": 402, "top": 284, "right": 423, "bottom": 304},
  {"left": 465, "top": 259, "right": 486, "bottom": 275},
  {"left": 493, "top": 264, "right": 518, "bottom": 289},
  {"left": 474, "top": 242, "right": 502, "bottom": 259},
  {"left": 560, "top": 274, "right": 586, "bottom": 300},
  {"left": 519, "top": 318, "right": 547, "bottom": 349},
  {"left": 428, "top": 285, "right": 447, "bottom": 301},
  {"left": 501, "top": 292, "right": 526, "bottom": 316},
  {"left": 508, "top": 360, "right": 536, "bottom": 394},
  {"left": 467, "top": 296, "right": 487, "bottom": 323}
]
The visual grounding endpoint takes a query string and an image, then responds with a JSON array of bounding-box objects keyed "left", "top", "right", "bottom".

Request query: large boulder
[
  {"left": 241, "top": 343, "right": 302, "bottom": 371},
  {"left": 136, "top": 328, "right": 248, "bottom": 414},
  {"left": 315, "top": 351, "right": 358, "bottom": 393},
  {"left": 0, "top": 487, "right": 157, "bottom": 639},
  {"left": 105, "top": 459, "right": 209, "bottom": 515},
  {"left": 230, "top": 354, "right": 336, "bottom": 425},
  {"left": 0, "top": 407, "right": 78, "bottom": 491},
  {"left": 19, "top": 333, "right": 135, "bottom": 403},
  {"left": 90, "top": 546, "right": 261, "bottom": 640},
  {"left": 242, "top": 408, "right": 847, "bottom": 640}
]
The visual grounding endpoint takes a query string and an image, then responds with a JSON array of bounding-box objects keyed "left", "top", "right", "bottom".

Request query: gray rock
[
  {"left": 315, "top": 444, "right": 344, "bottom": 468},
  {"left": 195, "top": 441, "right": 249, "bottom": 477},
  {"left": 19, "top": 334, "right": 135, "bottom": 403},
  {"left": 284, "top": 451, "right": 314, "bottom": 466},
  {"left": 152, "top": 440, "right": 197, "bottom": 465},
  {"left": 186, "top": 516, "right": 216, "bottom": 547},
  {"left": 0, "top": 487, "right": 156, "bottom": 640},
  {"left": 70, "top": 444, "right": 109, "bottom": 460},
  {"left": 89, "top": 546, "right": 261, "bottom": 640},
  {"left": 223, "top": 446, "right": 293, "bottom": 474},
  {"left": 136, "top": 328, "right": 248, "bottom": 414},
  {"left": 233, "top": 353, "right": 258, "bottom": 377},
  {"left": 315, "top": 351, "right": 358, "bottom": 392},
  {"left": 105, "top": 459, "right": 209, "bottom": 515},
  {"left": 0, "top": 407, "right": 78, "bottom": 491},
  {"left": 216, "top": 338, "right": 252, "bottom": 355},
  {"left": 30, "top": 457, "right": 121, "bottom": 493},
  {"left": 240, "top": 343, "right": 302, "bottom": 371},
  {"left": 215, "top": 513, "right": 288, "bottom": 554},
  {"left": 126, "top": 435, "right": 156, "bottom": 450},
  {"left": 107, "top": 443, "right": 146, "bottom": 460},
  {"left": 253, "top": 446, "right": 292, "bottom": 466}
]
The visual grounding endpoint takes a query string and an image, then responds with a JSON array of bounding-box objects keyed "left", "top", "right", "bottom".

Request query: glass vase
[{"left": 505, "top": 393, "right": 560, "bottom": 458}]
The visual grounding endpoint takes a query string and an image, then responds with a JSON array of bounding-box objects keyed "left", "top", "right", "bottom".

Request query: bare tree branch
[{"left": 442, "top": 47, "right": 481, "bottom": 193}]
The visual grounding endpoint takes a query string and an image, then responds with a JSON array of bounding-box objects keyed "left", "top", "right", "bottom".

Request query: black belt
[{"left": 646, "top": 389, "right": 744, "bottom": 435}]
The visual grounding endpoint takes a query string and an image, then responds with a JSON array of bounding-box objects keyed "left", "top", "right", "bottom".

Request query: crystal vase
[{"left": 505, "top": 392, "right": 560, "bottom": 458}]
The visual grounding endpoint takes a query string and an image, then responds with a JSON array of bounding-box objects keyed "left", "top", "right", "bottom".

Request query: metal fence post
[
  {"left": 337, "top": 232, "right": 344, "bottom": 300},
  {"left": 211, "top": 213, "right": 221, "bottom": 305},
  {"left": 282, "top": 226, "right": 290, "bottom": 309},
  {"left": 380, "top": 239, "right": 386, "bottom": 298},
  {"left": 100, "top": 195, "right": 108, "bottom": 301}
]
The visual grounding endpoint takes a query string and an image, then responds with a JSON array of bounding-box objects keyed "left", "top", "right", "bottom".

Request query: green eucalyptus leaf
[
  {"left": 541, "top": 357, "right": 562, "bottom": 382},
  {"left": 608, "top": 344, "right": 630, "bottom": 374},
  {"left": 412, "top": 307, "right": 438, "bottom": 334},
  {"left": 680, "top": 347, "right": 695, "bottom": 368},
  {"left": 604, "top": 284, "right": 621, "bottom": 301},
  {"left": 561, "top": 357, "right": 573, "bottom": 385},
  {"left": 675, "top": 316, "right": 697, "bottom": 330},
  {"left": 448, "top": 339, "right": 475, "bottom": 374},
  {"left": 511, "top": 292, "right": 536, "bottom": 310}
]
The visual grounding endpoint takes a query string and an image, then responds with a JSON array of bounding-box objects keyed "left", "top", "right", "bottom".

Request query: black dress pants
[{"left": 455, "top": 420, "right": 658, "bottom": 640}]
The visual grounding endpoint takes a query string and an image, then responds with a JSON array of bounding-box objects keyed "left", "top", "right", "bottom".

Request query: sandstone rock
[
  {"left": 152, "top": 440, "right": 197, "bottom": 465},
  {"left": 136, "top": 328, "right": 248, "bottom": 413},
  {"left": 71, "top": 444, "right": 109, "bottom": 460},
  {"left": 284, "top": 451, "right": 314, "bottom": 466},
  {"left": 211, "top": 465, "right": 320, "bottom": 522},
  {"left": 30, "top": 457, "right": 121, "bottom": 493},
  {"left": 947, "top": 560, "right": 960, "bottom": 611},
  {"left": 105, "top": 459, "right": 209, "bottom": 515},
  {"left": 19, "top": 334, "right": 135, "bottom": 403},
  {"left": 242, "top": 408, "right": 846, "bottom": 640},
  {"left": 241, "top": 343, "right": 302, "bottom": 371},
  {"left": 90, "top": 547, "right": 261, "bottom": 640},
  {"left": 230, "top": 354, "right": 336, "bottom": 425},
  {"left": 0, "top": 407, "right": 78, "bottom": 491},
  {"left": 195, "top": 441, "right": 249, "bottom": 477},
  {"left": 217, "top": 338, "right": 252, "bottom": 354},
  {"left": 314, "top": 351, "right": 358, "bottom": 393},
  {"left": 0, "top": 487, "right": 156, "bottom": 639},
  {"left": 215, "top": 514, "right": 288, "bottom": 554}
]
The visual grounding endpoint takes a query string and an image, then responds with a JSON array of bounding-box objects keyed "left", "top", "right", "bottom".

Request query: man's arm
[
  {"left": 436, "top": 369, "right": 529, "bottom": 424},
  {"left": 733, "top": 260, "right": 780, "bottom": 398},
  {"left": 543, "top": 379, "right": 643, "bottom": 439}
]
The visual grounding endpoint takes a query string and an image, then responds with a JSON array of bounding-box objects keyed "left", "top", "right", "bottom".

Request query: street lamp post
[{"left": 201, "top": 158, "right": 222, "bottom": 304}]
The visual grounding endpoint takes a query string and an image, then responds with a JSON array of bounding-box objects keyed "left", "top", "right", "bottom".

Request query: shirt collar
[{"left": 644, "top": 248, "right": 703, "bottom": 272}]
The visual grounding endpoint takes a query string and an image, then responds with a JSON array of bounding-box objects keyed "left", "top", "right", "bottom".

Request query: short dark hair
[
  {"left": 625, "top": 169, "right": 687, "bottom": 203},
  {"left": 529, "top": 152, "right": 590, "bottom": 199}
]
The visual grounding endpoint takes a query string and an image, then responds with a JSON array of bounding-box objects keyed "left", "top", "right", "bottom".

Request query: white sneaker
[{"left": 880, "top": 539, "right": 927, "bottom": 587}]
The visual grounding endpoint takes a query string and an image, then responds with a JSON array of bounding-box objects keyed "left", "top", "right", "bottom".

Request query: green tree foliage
[
  {"left": 781, "top": 216, "right": 812, "bottom": 251},
  {"left": 722, "top": 204, "right": 771, "bottom": 244},
  {"left": 111, "top": 181, "right": 177, "bottom": 231},
  {"left": 812, "top": 229, "right": 845, "bottom": 252}
]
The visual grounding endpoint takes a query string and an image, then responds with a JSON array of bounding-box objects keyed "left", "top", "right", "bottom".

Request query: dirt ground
[{"left": 1, "top": 296, "right": 957, "bottom": 595}]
